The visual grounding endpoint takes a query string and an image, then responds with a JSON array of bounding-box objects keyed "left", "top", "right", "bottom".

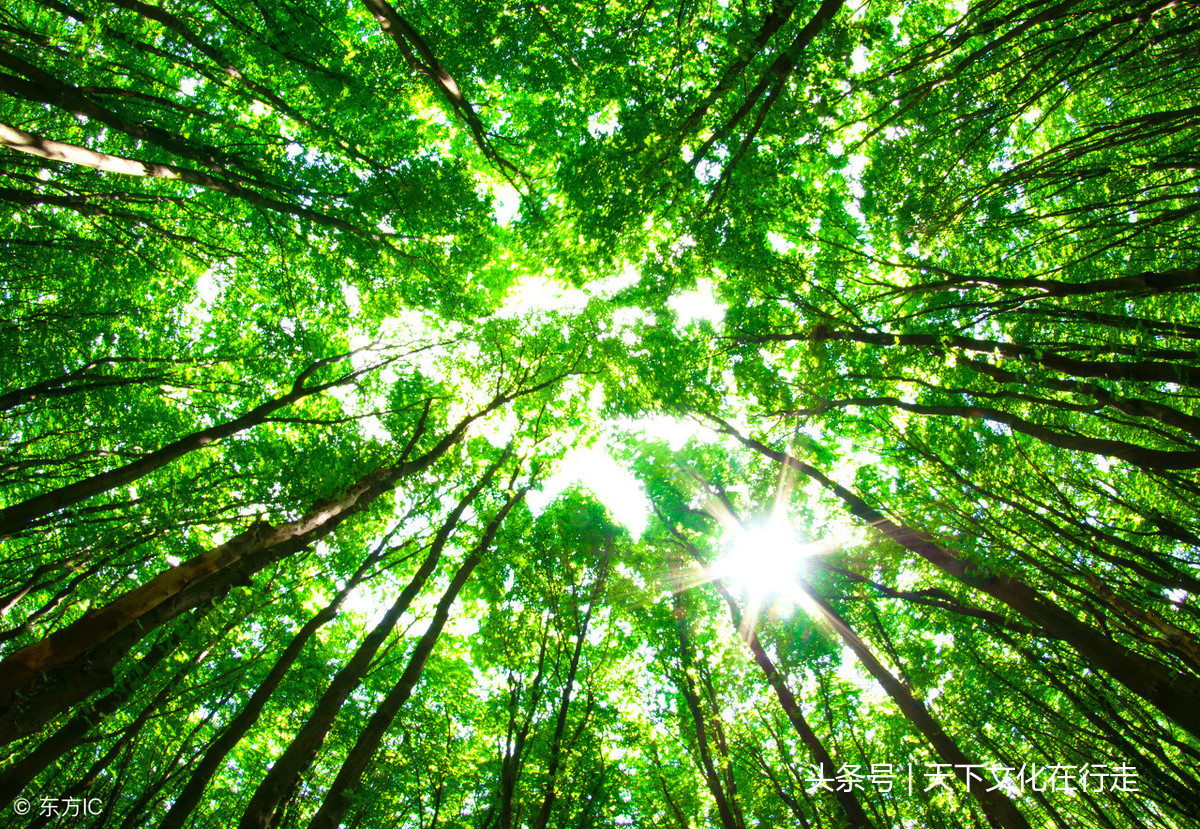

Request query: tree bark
[
  {"left": 738, "top": 327, "right": 1200, "bottom": 389},
  {"left": 236, "top": 458, "right": 508, "bottom": 829},
  {"left": 714, "top": 582, "right": 876, "bottom": 828},
  {"left": 530, "top": 555, "right": 609, "bottom": 829},
  {"left": 0, "top": 121, "right": 387, "bottom": 243},
  {"left": 710, "top": 416, "right": 1200, "bottom": 741},
  {"left": 672, "top": 594, "right": 744, "bottom": 829},
  {"left": 0, "top": 352, "right": 371, "bottom": 538},
  {"left": 156, "top": 550, "right": 379, "bottom": 829},
  {"left": 805, "top": 592, "right": 1032, "bottom": 829},
  {"left": 306, "top": 488, "right": 528, "bottom": 829},
  {"left": 0, "top": 386, "right": 531, "bottom": 732}
]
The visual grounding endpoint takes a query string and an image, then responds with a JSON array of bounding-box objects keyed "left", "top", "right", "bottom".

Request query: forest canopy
[{"left": 1, "top": 0, "right": 1198, "bottom": 827}]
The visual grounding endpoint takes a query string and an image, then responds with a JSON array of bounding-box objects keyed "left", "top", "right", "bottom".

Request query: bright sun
[{"left": 719, "top": 523, "right": 810, "bottom": 598}]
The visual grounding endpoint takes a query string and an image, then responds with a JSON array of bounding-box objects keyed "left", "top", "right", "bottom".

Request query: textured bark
[
  {"left": 306, "top": 488, "right": 528, "bottom": 829},
  {"left": 0, "top": 388, "right": 526, "bottom": 725},
  {"left": 0, "top": 121, "right": 386, "bottom": 242},
  {"left": 672, "top": 595, "right": 744, "bottom": 829},
  {"left": 794, "top": 395, "right": 1200, "bottom": 470},
  {"left": 713, "top": 417, "right": 1200, "bottom": 741},
  {"left": 362, "top": 0, "right": 523, "bottom": 179},
  {"left": 738, "top": 327, "right": 1200, "bottom": 389},
  {"left": 0, "top": 599, "right": 215, "bottom": 808},
  {"left": 237, "top": 460, "right": 506, "bottom": 829}
]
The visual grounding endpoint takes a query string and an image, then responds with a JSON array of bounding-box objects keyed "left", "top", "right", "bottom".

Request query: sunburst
[{"left": 658, "top": 456, "right": 841, "bottom": 640}]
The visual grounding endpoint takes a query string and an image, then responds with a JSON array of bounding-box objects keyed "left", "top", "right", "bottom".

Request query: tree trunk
[
  {"left": 0, "top": 352, "right": 368, "bottom": 538},
  {"left": 0, "top": 598, "right": 215, "bottom": 808},
  {"left": 714, "top": 582, "right": 876, "bottom": 829},
  {"left": 306, "top": 488, "right": 528, "bottom": 829},
  {"left": 156, "top": 550, "right": 379, "bottom": 829},
  {"left": 805, "top": 592, "right": 1033, "bottom": 829},
  {"left": 530, "top": 555, "right": 609, "bottom": 829},
  {"left": 0, "top": 391, "right": 524, "bottom": 726},
  {"left": 711, "top": 417, "right": 1200, "bottom": 741},
  {"left": 236, "top": 460, "right": 507, "bottom": 829},
  {"left": 672, "top": 594, "right": 744, "bottom": 829}
]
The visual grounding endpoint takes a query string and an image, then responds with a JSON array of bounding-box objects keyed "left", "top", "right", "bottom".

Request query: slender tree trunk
[
  {"left": 0, "top": 121, "right": 386, "bottom": 243},
  {"left": 156, "top": 550, "right": 380, "bottom": 829},
  {"left": 236, "top": 460, "right": 506, "bottom": 829},
  {"left": 799, "top": 395, "right": 1200, "bottom": 470},
  {"left": 714, "top": 582, "right": 876, "bottom": 828},
  {"left": 0, "top": 388, "right": 531, "bottom": 728},
  {"left": 672, "top": 594, "right": 744, "bottom": 829},
  {"left": 958, "top": 357, "right": 1200, "bottom": 440},
  {"left": 306, "top": 488, "right": 528, "bottom": 829},
  {"left": 362, "top": 0, "right": 522, "bottom": 180},
  {"left": 738, "top": 327, "right": 1200, "bottom": 388},
  {"left": 0, "top": 352, "right": 368, "bottom": 538},
  {"left": 805, "top": 592, "right": 1032, "bottom": 829},
  {"left": 676, "top": 0, "right": 799, "bottom": 138},
  {"left": 530, "top": 556, "right": 609, "bottom": 829},
  {"left": 0, "top": 599, "right": 215, "bottom": 808},
  {"left": 712, "top": 417, "right": 1200, "bottom": 741}
]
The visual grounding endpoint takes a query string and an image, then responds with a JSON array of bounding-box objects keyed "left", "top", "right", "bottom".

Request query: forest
[{"left": 1, "top": 0, "right": 1198, "bottom": 826}]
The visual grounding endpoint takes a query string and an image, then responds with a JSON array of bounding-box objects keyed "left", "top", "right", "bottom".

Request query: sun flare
[{"left": 718, "top": 523, "right": 811, "bottom": 598}]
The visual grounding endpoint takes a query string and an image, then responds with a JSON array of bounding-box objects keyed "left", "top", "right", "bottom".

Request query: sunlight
[
  {"left": 526, "top": 444, "right": 650, "bottom": 537},
  {"left": 718, "top": 522, "right": 812, "bottom": 598}
]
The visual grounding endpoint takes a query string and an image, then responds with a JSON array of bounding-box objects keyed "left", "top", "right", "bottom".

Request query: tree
[{"left": 1, "top": 0, "right": 1197, "bottom": 826}]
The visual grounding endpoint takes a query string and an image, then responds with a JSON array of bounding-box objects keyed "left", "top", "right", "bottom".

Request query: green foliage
[{"left": 1, "top": 0, "right": 1198, "bottom": 827}]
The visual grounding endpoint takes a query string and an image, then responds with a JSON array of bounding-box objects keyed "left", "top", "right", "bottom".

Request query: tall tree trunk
[
  {"left": 306, "top": 488, "right": 528, "bottom": 829},
  {"left": 714, "top": 582, "right": 876, "bottom": 828},
  {"left": 530, "top": 555, "right": 609, "bottom": 829},
  {"left": 795, "top": 395, "right": 1200, "bottom": 470},
  {"left": 0, "top": 351, "right": 370, "bottom": 538},
  {"left": 804, "top": 592, "right": 1033, "bottom": 829},
  {"left": 156, "top": 549, "right": 381, "bottom": 829},
  {"left": 672, "top": 594, "right": 744, "bottom": 829},
  {"left": 0, "top": 598, "right": 216, "bottom": 808},
  {"left": 0, "top": 121, "right": 386, "bottom": 243},
  {"left": 0, "top": 388, "right": 531, "bottom": 728},
  {"left": 236, "top": 459, "right": 508, "bottom": 829},
  {"left": 713, "top": 416, "right": 1200, "bottom": 741},
  {"left": 496, "top": 626, "right": 552, "bottom": 829},
  {"left": 736, "top": 327, "right": 1200, "bottom": 388}
]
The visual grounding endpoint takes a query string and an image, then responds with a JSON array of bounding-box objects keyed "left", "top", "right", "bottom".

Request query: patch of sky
[
  {"left": 588, "top": 106, "right": 619, "bottom": 139},
  {"left": 496, "top": 273, "right": 589, "bottom": 319},
  {"left": 668, "top": 278, "right": 724, "bottom": 329},
  {"left": 590, "top": 263, "right": 641, "bottom": 297},
  {"left": 526, "top": 443, "right": 650, "bottom": 537},
  {"left": 767, "top": 232, "right": 795, "bottom": 254},
  {"left": 490, "top": 181, "right": 521, "bottom": 226},
  {"left": 836, "top": 645, "right": 890, "bottom": 706},
  {"left": 183, "top": 267, "right": 225, "bottom": 325},
  {"left": 695, "top": 157, "right": 723, "bottom": 183},
  {"left": 340, "top": 281, "right": 361, "bottom": 318}
]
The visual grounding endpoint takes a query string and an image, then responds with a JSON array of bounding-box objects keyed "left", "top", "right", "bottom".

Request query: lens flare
[{"left": 719, "top": 523, "right": 811, "bottom": 598}]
